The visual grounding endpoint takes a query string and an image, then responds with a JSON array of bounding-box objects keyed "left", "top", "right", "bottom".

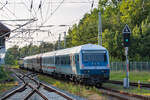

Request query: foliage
[
  {"left": 0, "top": 67, "right": 7, "bottom": 81},
  {"left": 4, "top": 0, "right": 150, "bottom": 62},
  {"left": 4, "top": 42, "right": 55, "bottom": 65},
  {"left": 0, "top": 66, "right": 13, "bottom": 82},
  {"left": 4, "top": 45, "right": 19, "bottom": 65},
  {"left": 65, "top": 0, "right": 150, "bottom": 61}
]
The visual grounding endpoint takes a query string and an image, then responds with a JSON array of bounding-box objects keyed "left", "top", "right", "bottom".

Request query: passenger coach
[{"left": 23, "top": 44, "right": 110, "bottom": 85}]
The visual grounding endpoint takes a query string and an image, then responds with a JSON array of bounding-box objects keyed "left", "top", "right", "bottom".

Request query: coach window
[
  {"left": 49, "top": 57, "right": 51, "bottom": 64},
  {"left": 55, "top": 57, "right": 57, "bottom": 64},
  {"left": 47, "top": 57, "right": 49, "bottom": 64},
  {"left": 61, "top": 56, "right": 63, "bottom": 65},
  {"left": 68, "top": 56, "right": 70, "bottom": 65},
  {"left": 64, "top": 56, "right": 66, "bottom": 65},
  {"left": 51, "top": 57, "right": 54, "bottom": 64},
  {"left": 42, "top": 58, "right": 44, "bottom": 64},
  {"left": 58, "top": 56, "right": 60, "bottom": 65},
  {"left": 44, "top": 58, "right": 46, "bottom": 64},
  {"left": 63, "top": 56, "right": 66, "bottom": 65},
  {"left": 48, "top": 57, "right": 50, "bottom": 64},
  {"left": 44, "top": 57, "right": 46, "bottom": 64},
  {"left": 67, "top": 56, "right": 69, "bottom": 65},
  {"left": 59, "top": 56, "right": 61, "bottom": 65},
  {"left": 51, "top": 57, "right": 53, "bottom": 64},
  {"left": 63, "top": 56, "right": 65, "bottom": 65},
  {"left": 58, "top": 56, "right": 59, "bottom": 65},
  {"left": 51, "top": 57, "right": 52, "bottom": 64},
  {"left": 66, "top": 56, "right": 69, "bottom": 65},
  {"left": 56, "top": 56, "right": 59, "bottom": 65},
  {"left": 55, "top": 56, "right": 57, "bottom": 65}
]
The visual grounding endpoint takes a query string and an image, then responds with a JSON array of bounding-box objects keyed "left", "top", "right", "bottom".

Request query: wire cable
[{"left": 42, "top": 0, "right": 65, "bottom": 25}]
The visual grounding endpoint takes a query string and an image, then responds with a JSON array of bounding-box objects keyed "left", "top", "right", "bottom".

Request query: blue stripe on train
[{"left": 80, "top": 69, "right": 110, "bottom": 75}]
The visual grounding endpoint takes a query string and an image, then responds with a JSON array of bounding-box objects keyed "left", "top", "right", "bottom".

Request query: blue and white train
[{"left": 22, "top": 44, "right": 110, "bottom": 85}]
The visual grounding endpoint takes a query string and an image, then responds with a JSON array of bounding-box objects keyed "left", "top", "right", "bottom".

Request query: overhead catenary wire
[
  {"left": 0, "top": 1, "right": 8, "bottom": 10},
  {"left": 7, "top": 1, "right": 98, "bottom": 4},
  {"left": 0, "top": 1, "right": 20, "bottom": 26},
  {"left": 4, "top": 0, "right": 99, "bottom": 48},
  {"left": 0, "top": 1, "right": 18, "bottom": 19},
  {"left": 42, "top": 0, "right": 65, "bottom": 25}
]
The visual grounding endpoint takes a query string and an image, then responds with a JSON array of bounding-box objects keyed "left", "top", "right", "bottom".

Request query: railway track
[
  {"left": 99, "top": 86, "right": 150, "bottom": 100},
  {"left": 1, "top": 69, "right": 74, "bottom": 100},
  {"left": 106, "top": 80, "right": 150, "bottom": 88},
  {"left": 22, "top": 69, "right": 150, "bottom": 100},
  {"left": 2, "top": 68, "right": 150, "bottom": 100}
]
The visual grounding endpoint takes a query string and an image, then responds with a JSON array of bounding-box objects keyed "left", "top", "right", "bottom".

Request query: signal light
[{"left": 123, "top": 33, "right": 130, "bottom": 47}]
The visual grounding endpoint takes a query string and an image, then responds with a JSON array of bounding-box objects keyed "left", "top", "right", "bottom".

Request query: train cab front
[
  {"left": 80, "top": 50, "right": 110, "bottom": 85},
  {"left": 80, "top": 68, "right": 110, "bottom": 84}
]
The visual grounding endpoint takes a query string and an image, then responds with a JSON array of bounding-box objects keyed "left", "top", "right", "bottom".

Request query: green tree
[{"left": 5, "top": 45, "right": 19, "bottom": 65}]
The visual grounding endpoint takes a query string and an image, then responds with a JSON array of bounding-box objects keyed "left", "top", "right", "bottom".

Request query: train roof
[
  {"left": 41, "top": 44, "right": 107, "bottom": 57},
  {"left": 24, "top": 44, "right": 107, "bottom": 59}
]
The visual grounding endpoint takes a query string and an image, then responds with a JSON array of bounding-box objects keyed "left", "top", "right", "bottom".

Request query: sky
[{"left": 0, "top": 0, "right": 99, "bottom": 49}]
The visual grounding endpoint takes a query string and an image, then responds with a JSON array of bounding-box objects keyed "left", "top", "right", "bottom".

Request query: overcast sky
[{"left": 0, "top": 0, "right": 99, "bottom": 49}]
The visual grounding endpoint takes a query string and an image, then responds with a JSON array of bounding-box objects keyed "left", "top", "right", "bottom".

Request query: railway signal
[
  {"left": 123, "top": 24, "right": 131, "bottom": 47},
  {"left": 122, "top": 24, "right": 131, "bottom": 88}
]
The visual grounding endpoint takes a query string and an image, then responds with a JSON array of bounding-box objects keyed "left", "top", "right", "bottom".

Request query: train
[{"left": 21, "top": 44, "right": 110, "bottom": 86}]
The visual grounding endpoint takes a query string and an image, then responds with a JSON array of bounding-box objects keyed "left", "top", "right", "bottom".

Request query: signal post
[{"left": 122, "top": 24, "right": 131, "bottom": 88}]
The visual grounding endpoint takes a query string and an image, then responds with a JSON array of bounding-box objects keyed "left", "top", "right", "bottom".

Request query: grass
[
  {"left": 0, "top": 82, "right": 18, "bottom": 94},
  {"left": 110, "top": 71, "right": 150, "bottom": 83},
  {"left": 0, "top": 66, "right": 13, "bottom": 82},
  {"left": 108, "top": 71, "right": 150, "bottom": 96},
  {"left": 38, "top": 72, "right": 150, "bottom": 98},
  {"left": 38, "top": 74, "right": 104, "bottom": 99},
  {"left": 0, "top": 65, "right": 16, "bottom": 94},
  {"left": 8, "top": 65, "right": 20, "bottom": 69}
]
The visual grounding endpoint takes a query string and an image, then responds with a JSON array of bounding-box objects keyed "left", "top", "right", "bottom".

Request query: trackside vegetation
[
  {"left": 38, "top": 74, "right": 150, "bottom": 98},
  {"left": 0, "top": 66, "right": 16, "bottom": 94},
  {"left": 38, "top": 74, "right": 109, "bottom": 99},
  {"left": 103, "top": 83, "right": 150, "bottom": 96},
  {"left": 110, "top": 71, "right": 150, "bottom": 83},
  {"left": 0, "top": 66, "right": 13, "bottom": 82}
]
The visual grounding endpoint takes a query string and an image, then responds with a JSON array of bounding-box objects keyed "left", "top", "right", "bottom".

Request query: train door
[
  {"left": 39, "top": 57, "right": 42, "bottom": 71},
  {"left": 37, "top": 56, "right": 42, "bottom": 72},
  {"left": 71, "top": 54, "right": 77, "bottom": 74},
  {"left": 75, "top": 54, "right": 80, "bottom": 74}
]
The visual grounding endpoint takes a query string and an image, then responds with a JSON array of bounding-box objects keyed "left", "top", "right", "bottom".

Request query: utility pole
[
  {"left": 64, "top": 32, "right": 66, "bottom": 48},
  {"left": 98, "top": 12, "right": 102, "bottom": 46},
  {"left": 58, "top": 34, "right": 61, "bottom": 50},
  {"left": 122, "top": 24, "right": 131, "bottom": 88},
  {"left": 125, "top": 47, "right": 129, "bottom": 88}
]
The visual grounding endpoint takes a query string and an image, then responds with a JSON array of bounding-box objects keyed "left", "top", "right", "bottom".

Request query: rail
[
  {"left": 1, "top": 69, "right": 74, "bottom": 100},
  {"left": 107, "top": 80, "right": 150, "bottom": 88}
]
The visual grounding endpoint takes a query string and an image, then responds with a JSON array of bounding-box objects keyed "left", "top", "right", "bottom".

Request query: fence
[{"left": 110, "top": 62, "right": 150, "bottom": 71}]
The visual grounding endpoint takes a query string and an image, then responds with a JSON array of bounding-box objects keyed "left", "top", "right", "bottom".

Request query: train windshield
[
  {"left": 82, "top": 50, "right": 107, "bottom": 66},
  {"left": 83, "top": 53, "right": 106, "bottom": 62}
]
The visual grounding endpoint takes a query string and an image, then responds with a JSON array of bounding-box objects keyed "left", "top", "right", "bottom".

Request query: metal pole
[
  {"left": 125, "top": 47, "right": 129, "bottom": 88},
  {"left": 98, "top": 12, "right": 102, "bottom": 46},
  {"left": 58, "top": 34, "right": 61, "bottom": 50},
  {"left": 64, "top": 32, "right": 66, "bottom": 48}
]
